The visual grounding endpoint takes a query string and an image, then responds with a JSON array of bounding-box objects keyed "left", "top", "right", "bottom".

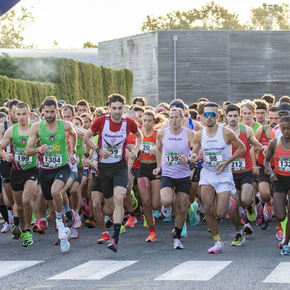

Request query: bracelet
[
  {"left": 157, "top": 165, "right": 161, "bottom": 169},
  {"left": 187, "top": 158, "right": 190, "bottom": 164}
]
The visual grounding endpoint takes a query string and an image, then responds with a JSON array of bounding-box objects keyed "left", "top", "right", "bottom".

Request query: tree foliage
[
  {"left": 83, "top": 41, "right": 98, "bottom": 48},
  {"left": 0, "top": 6, "right": 34, "bottom": 48}
]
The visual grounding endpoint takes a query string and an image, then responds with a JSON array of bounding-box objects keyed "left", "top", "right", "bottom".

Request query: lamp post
[{"left": 263, "top": 3, "right": 279, "bottom": 30}]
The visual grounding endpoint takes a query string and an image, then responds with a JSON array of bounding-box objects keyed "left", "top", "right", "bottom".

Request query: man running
[
  {"left": 83, "top": 94, "right": 142, "bottom": 253},
  {"left": 26, "top": 98, "right": 77, "bottom": 253}
]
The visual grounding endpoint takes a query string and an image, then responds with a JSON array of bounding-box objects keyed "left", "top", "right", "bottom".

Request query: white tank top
[
  {"left": 201, "top": 125, "right": 232, "bottom": 173},
  {"left": 99, "top": 115, "right": 127, "bottom": 164}
]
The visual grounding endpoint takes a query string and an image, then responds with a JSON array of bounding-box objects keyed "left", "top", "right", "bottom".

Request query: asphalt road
[{"left": 0, "top": 215, "right": 289, "bottom": 290}]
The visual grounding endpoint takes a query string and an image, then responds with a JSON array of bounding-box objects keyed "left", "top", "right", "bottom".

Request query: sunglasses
[
  {"left": 203, "top": 112, "right": 218, "bottom": 118},
  {"left": 278, "top": 112, "right": 289, "bottom": 117}
]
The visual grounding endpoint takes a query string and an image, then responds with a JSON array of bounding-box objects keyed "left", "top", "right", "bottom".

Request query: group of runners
[{"left": 0, "top": 93, "right": 289, "bottom": 255}]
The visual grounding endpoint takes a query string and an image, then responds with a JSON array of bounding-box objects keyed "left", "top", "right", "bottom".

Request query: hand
[
  {"left": 90, "top": 159, "right": 98, "bottom": 171},
  {"left": 128, "top": 144, "right": 135, "bottom": 151},
  {"left": 216, "top": 162, "right": 227, "bottom": 175},
  {"left": 253, "top": 166, "right": 260, "bottom": 176},
  {"left": 153, "top": 167, "right": 161, "bottom": 175},
  {"left": 82, "top": 156, "right": 90, "bottom": 167},
  {"left": 129, "top": 149, "right": 138, "bottom": 160},
  {"left": 178, "top": 155, "right": 188, "bottom": 164},
  {"left": 149, "top": 149, "right": 155, "bottom": 156},
  {"left": 189, "top": 153, "right": 198, "bottom": 163},
  {"left": 70, "top": 154, "right": 77, "bottom": 165},
  {"left": 99, "top": 149, "right": 111, "bottom": 159},
  {"left": 38, "top": 144, "right": 47, "bottom": 154},
  {"left": 269, "top": 171, "right": 277, "bottom": 183},
  {"left": 4, "top": 153, "right": 13, "bottom": 162}
]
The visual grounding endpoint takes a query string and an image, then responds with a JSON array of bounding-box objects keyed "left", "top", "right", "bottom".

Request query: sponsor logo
[
  {"left": 169, "top": 138, "right": 182, "bottom": 141},
  {"left": 50, "top": 135, "right": 55, "bottom": 141},
  {"left": 22, "top": 138, "right": 26, "bottom": 144},
  {"left": 111, "top": 138, "right": 116, "bottom": 144}
]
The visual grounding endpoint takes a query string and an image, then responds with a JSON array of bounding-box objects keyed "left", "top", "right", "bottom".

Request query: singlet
[
  {"left": 10, "top": 123, "right": 37, "bottom": 170},
  {"left": 76, "top": 126, "right": 83, "bottom": 167},
  {"left": 99, "top": 114, "right": 127, "bottom": 164},
  {"left": 272, "top": 124, "right": 283, "bottom": 139},
  {"left": 161, "top": 127, "right": 190, "bottom": 178},
  {"left": 65, "top": 133, "right": 77, "bottom": 173},
  {"left": 231, "top": 124, "right": 253, "bottom": 173},
  {"left": 258, "top": 125, "right": 271, "bottom": 165},
  {"left": 140, "top": 130, "right": 157, "bottom": 161},
  {"left": 201, "top": 125, "right": 232, "bottom": 173},
  {"left": 253, "top": 122, "right": 261, "bottom": 134},
  {"left": 273, "top": 137, "right": 290, "bottom": 176},
  {"left": 38, "top": 120, "right": 68, "bottom": 169}
]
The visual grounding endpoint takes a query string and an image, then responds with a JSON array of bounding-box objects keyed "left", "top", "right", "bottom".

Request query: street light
[{"left": 263, "top": 3, "right": 279, "bottom": 30}]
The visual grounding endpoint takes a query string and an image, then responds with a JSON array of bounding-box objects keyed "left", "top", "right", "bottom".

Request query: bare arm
[
  {"left": 0, "top": 127, "right": 13, "bottom": 161},
  {"left": 264, "top": 138, "right": 277, "bottom": 182},
  {"left": 152, "top": 130, "right": 164, "bottom": 175},
  {"left": 130, "top": 129, "right": 143, "bottom": 160},
  {"left": 26, "top": 123, "right": 41, "bottom": 157},
  {"left": 247, "top": 126, "right": 263, "bottom": 151},
  {"left": 75, "top": 126, "right": 86, "bottom": 140}
]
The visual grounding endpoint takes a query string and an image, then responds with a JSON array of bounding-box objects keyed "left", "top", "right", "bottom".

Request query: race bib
[
  {"left": 14, "top": 154, "right": 32, "bottom": 165},
  {"left": 205, "top": 152, "right": 222, "bottom": 166},
  {"left": 104, "top": 145, "right": 122, "bottom": 158},
  {"left": 43, "top": 155, "right": 62, "bottom": 167},
  {"left": 6, "top": 145, "right": 10, "bottom": 153},
  {"left": 140, "top": 142, "right": 154, "bottom": 154},
  {"left": 279, "top": 158, "right": 290, "bottom": 171},
  {"left": 165, "top": 152, "right": 182, "bottom": 165},
  {"left": 231, "top": 158, "right": 246, "bottom": 171}
]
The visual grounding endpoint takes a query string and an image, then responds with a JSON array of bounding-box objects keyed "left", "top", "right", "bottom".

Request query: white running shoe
[
  {"left": 74, "top": 215, "right": 82, "bottom": 229},
  {"left": 70, "top": 227, "right": 79, "bottom": 239},
  {"left": 57, "top": 222, "right": 70, "bottom": 253},
  {"left": 208, "top": 241, "right": 224, "bottom": 254},
  {"left": 161, "top": 205, "right": 172, "bottom": 218},
  {"left": 173, "top": 238, "right": 184, "bottom": 249},
  {"left": 1, "top": 222, "right": 11, "bottom": 233},
  {"left": 8, "top": 210, "right": 14, "bottom": 224}
]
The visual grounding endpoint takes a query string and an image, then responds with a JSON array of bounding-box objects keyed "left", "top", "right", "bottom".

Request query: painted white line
[
  {"left": 0, "top": 261, "right": 43, "bottom": 279},
  {"left": 155, "top": 261, "right": 232, "bottom": 281},
  {"left": 264, "top": 262, "right": 290, "bottom": 283},
  {"left": 48, "top": 260, "right": 138, "bottom": 280}
]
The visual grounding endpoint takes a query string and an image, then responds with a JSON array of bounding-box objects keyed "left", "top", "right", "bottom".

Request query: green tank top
[
  {"left": 39, "top": 120, "right": 68, "bottom": 168},
  {"left": 76, "top": 126, "right": 83, "bottom": 167},
  {"left": 253, "top": 122, "right": 260, "bottom": 134},
  {"left": 12, "top": 123, "right": 37, "bottom": 170}
]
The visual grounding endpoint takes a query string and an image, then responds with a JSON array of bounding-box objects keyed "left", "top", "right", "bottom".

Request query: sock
[
  {"left": 276, "top": 226, "right": 282, "bottom": 230},
  {"left": 255, "top": 196, "right": 260, "bottom": 205},
  {"left": 112, "top": 223, "right": 121, "bottom": 243},
  {"left": 237, "top": 230, "right": 243, "bottom": 235},
  {"left": 174, "top": 227, "right": 182, "bottom": 239},
  {"left": 188, "top": 204, "right": 194, "bottom": 214},
  {"left": 102, "top": 231, "right": 109, "bottom": 235},
  {"left": 148, "top": 224, "right": 155, "bottom": 233},
  {"left": 41, "top": 217, "right": 46, "bottom": 221},
  {"left": 0, "top": 205, "right": 8, "bottom": 223},
  {"left": 63, "top": 202, "right": 70, "bottom": 213},
  {"left": 129, "top": 211, "right": 135, "bottom": 217},
  {"left": 213, "top": 234, "right": 221, "bottom": 242},
  {"left": 55, "top": 211, "right": 62, "bottom": 221},
  {"left": 14, "top": 217, "right": 19, "bottom": 226}
]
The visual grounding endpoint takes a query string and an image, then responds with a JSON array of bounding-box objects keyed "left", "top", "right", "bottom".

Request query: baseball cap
[
  {"left": 58, "top": 100, "right": 65, "bottom": 105},
  {"left": 80, "top": 113, "right": 92, "bottom": 121},
  {"left": 278, "top": 103, "right": 290, "bottom": 113}
]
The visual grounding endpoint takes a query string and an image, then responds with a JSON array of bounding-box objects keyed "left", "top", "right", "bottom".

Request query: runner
[
  {"left": 191, "top": 102, "right": 246, "bottom": 253},
  {"left": 254, "top": 99, "right": 268, "bottom": 126},
  {"left": 83, "top": 93, "right": 142, "bottom": 253},
  {"left": 0, "top": 102, "right": 39, "bottom": 247},
  {"left": 261, "top": 94, "right": 275, "bottom": 109},
  {"left": 26, "top": 98, "right": 77, "bottom": 253}
]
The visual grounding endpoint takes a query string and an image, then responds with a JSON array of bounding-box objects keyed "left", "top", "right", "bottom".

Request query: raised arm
[{"left": 26, "top": 123, "right": 41, "bottom": 157}]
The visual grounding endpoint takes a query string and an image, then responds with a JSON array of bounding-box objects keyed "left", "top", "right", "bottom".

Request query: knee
[
  {"left": 51, "top": 189, "right": 61, "bottom": 199},
  {"left": 241, "top": 196, "right": 252, "bottom": 207},
  {"left": 22, "top": 198, "right": 31, "bottom": 208},
  {"left": 216, "top": 209, "right": 227, "bottom": 219},
  {"left": 93, "top": 200, "right": 102, "bottom": 211},
  {"left": 114, "top": 193, "right": 125, "bottom": 206}
]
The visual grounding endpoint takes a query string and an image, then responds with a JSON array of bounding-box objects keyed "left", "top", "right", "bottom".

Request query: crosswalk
[{"left": 0, "top": 260, "right": 290, "bottom": 283}]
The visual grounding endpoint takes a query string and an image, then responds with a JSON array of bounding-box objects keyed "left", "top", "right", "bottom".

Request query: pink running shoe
[
  {"left": 81, "top": 198, "right": 90, "bottom": 216},
  {"left": 263, "top": 201, "right": 272, "bottom": 222},
  {"left": 256, "top": 205, "right": 263, "bottom": 225}
]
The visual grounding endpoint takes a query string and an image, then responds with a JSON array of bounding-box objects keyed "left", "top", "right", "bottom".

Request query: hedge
[{"left": 0, "top": 54, "right": 133, "bottom": 107}]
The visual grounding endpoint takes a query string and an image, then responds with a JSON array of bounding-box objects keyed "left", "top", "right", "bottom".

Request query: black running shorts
[
  {"left": 39, "top": 163, "right": 71, "bottom": 201},
  {"left": 257, "top": 162, "right": 273, "bottom": 184},
  {"left": 273, "top": 174, "right": 290, "bottom": 194},
  {"left": 161, "top": 176, "right": 191, "bottom": 195},
  {"left": 10, "top": 166, "right": 39, "bottom": 192},
  {"left": 191, "top": 166, "right": 202, "bottom": 183},
  {"left": 92, "top": 174, "right": 102, "bottom": 192},
  {"left": 98, "top": 159, "right": 128, "bottom": 199},
  {"left": 0, "top": 160, "right": 12, "bottom": 183},
  {"left": 233, "top": 171, "right": 253, "bottom": 190},
  {"left": 77, "top": 167, "right": 84, "bottom": 184},
  {"left": 138, "top": 162, "right": 160, "bottom": 182}
]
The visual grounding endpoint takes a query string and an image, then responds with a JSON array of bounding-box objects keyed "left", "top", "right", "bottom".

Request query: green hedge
[{"left": 0, "top": 54, "right": 134, "bottom": 107}]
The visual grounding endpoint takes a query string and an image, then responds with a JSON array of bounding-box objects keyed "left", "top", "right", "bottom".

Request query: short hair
[
  {"left": 254, "top": 99, "right": 268, "bottom": 111},
  {"left": 143, "top": 110, "right": 156, "bottom": 120},
  {"left": 204, "top": 102, "right": 220, "bottom": 112},
  {"left": 132, "top": 105, "right": 145, "bottom": 113},
  {"left": 280, "top": 116, "right": 290, "bottom": 124},
  {"left": 105, "top": 101, "right": 110, "bottom": 106},
  {"left": 169, "top": 99, "right": 185, "bottom": 109},
  {"left": 62, "top": 104, "right": 75, "bottom": 116},
  {"left": 133, "top": 96, "right": 147, "bottom": 106},
  {"left": 90, "top": 106, "right": 96, "bottom": 114},
  {"left": 279, "top": 96, "right": 290, "bottom": 104},
  {"left": 43, "top": 99, "right": 57, "bottom": 109},
  {"left": 0, "top": 107, "right": 8, "bottom": 114},
  {"left": 169, "top": 107, "right": 183, "bottom": 118},
  {"left": 197, "top": 98, "right": 209, "bottom": 103},
  {"left": 240, "top": 100, "right": 256, "bottom": 113},
  {"left": 39, "top": 103, "right": 44, "bottom": 114},
  {"left": 223, "top": 101, "right": 232, "bottom": 107},
  {"left": 197, "top": 102, "right": 206, "bottom": 115},
  {"left": 226, "top": 104, "right": 240, "bottom": 115},
  {"left": 0, "top": 112, "right": 7, "bottom": 119},
  {"left": 189, "top": 109, "right": 198, "bottom": 120},
  {"left": 30, "top": 112, "right": 39, "bottom": 122},
  {"left": 74, "top": 116, "right": 83, "bottom": 126},
  {"left": 77, "top": 99, "right": 89, "bottom": 108},
  {"left": 261, "top": 94, "right": 275, "bottom": 104},
  {"left": 108, "top": 94, "right": 126, "bottom": 105},
  {"left": 268, "top": 106, "right": 278, "bottom": 113},
  {"left": 7, "top": 99, "right": 19, "bottom": 111},
  {"left": 145, "top": 105, "right": 155, "bottom": 111},
  {"left": 157, "top": 102, "right": 170, "bottom": 111},
  {"left": 188, "top": 103, "right": 197, "bottom": 110},
  {"left": 44, "top": 96, "right": 57, "bottom": 102},
  {"left": 16, "top": 102, "right": 30, "bottom": 111}
]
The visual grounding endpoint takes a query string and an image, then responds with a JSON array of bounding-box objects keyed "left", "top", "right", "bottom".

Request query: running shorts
[
  {"left": 233, "top": 171, "right": 253, "bottom": 190},
  {"left": 92, "top": 174, "right": 102, "bottom": 192},
  {"left": 0, "top": 161, "right": 12, "bottom": 183},
  {"left": 273, "top": 174, "right": 290, "bottom": 194},
  {"left": 161, "top": 176, "right": 191, "bottom": 195},
  {"left": 10, "top": 166, "right": 39, "bottom": 192},
  {"left": 138, "top": 163, "right": 160, "bottom": 182}
]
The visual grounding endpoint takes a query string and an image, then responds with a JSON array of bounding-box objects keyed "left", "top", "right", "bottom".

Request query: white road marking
[
  {"left": 0, "top": 261, "right": 43, "bottom": 279},
  {"left": 264, "top": 262, "right": 290, "bottom": 283}
]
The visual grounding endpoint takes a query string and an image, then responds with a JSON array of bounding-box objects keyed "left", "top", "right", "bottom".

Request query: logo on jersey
[
  {"left": 22, "top": 138, "right": 26, "bottom": 144},
  {"left": 111, "top": 138, "right": 116, "bottom": 144},
  {"left": 50, "top": 135, "right": 55, "bottom": 141}
]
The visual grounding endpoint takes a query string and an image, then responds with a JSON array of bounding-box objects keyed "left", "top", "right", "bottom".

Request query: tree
[
  {"left": 0, "top": 6, "right": 34, "bottom": 48},
  {"left": 83, "top": 41, "right": 98, "bottom": 48}
]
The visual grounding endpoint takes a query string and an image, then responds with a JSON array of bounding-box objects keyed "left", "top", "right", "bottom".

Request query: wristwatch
[
  {"left": 95, "top": 148, "right": 100, "bottom": 155},
  {"left": 84, "top": 153, "right": 90, "bottom": 158}
]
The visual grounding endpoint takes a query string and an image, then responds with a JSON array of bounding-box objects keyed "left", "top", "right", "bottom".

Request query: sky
[{"left": 14, "top": 0, "right": 285, "bottom": 49}]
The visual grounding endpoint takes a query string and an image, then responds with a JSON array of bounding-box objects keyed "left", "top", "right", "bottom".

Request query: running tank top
[
  {"left": 39, "top": 120, "right": 68, "bottom": 169},
  {"left": 201, "top": 125, "right": 232, "bottom": 173},
  {"left": 3, "top": 120, "right": 10, "bottom": 153},
  {"left": 99, "top": 115, "right": 127, "bottom": 164},
  {"left": 258, "top": 125, "right": 271, "bottom": 165},
  {"left": 76, "top": 126, "right": 83, "bottom": 167},
  {"left": 273, "top": 137, "right": 290, "bottom": 176},
  {"left": 231, "top": 124, "right": 253, "bottom": 172},
  {"left": 161, "top": 127, "right": 190, "bottom": 178},
  {"left": 10, "top": 123, "right": 37, "bottom": 170},
  {"left": 140, "top": 130, "right": 157, "bottom": 161},
  {"left": 66, "top": 133, "right": 77, "bottom": 173},
  {"left": 253, "top": 122, "right": 260, "bottom": 134}
]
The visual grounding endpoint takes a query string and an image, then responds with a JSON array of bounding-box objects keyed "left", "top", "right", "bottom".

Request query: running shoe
[
  {"left": 65, "top": 210, "right": 76, "bottom": 228},
  {"left": 281, "top": 244, "right": 290, "bottom": 255},
  {"left": 228, "top": 197, "right": 235, "bottom": 215},
  {"left": 12, "top": 225, "right": 22, "bottom": 240},
  {"left": 263, "top": 201, "right": 272, "bottom": 221},
  {"left": 260, "top": 212, "right": 269, "bottom": 230},
  {"left": 189, "top": 202, "right": 198, "bottom": 227},
  {"left": 26, "top": 231, "right": 33, "bottom": 246},
  {"left": 1, "top": 222, "right": 11, "bottom": 233},
  {"left": 131, "top": 191, "right": 138, "bottom": 210},
  {"left": 74, "top": 215, "right": 82, "bottom": 229},
  {"left": 244, "top": 223, "right": 253, "bottom": 235},
  {"left": 125, "top": 216, "right": 137, "bottom": 228},
  {"left": 246, "top": 205, "right": 257, "bottom": 222},
  {"left": 173, "top": 238, "right": 184, "bottom": 249},
  {"left": 107, "top": 238, "right": 118, "bottom": 253},
  {"left": 240, "top": 216, "right": 245, "bottom": 225},
  {"left": 97, "top": 232, "right": 110, "bottom": 244},
  {"left": 231, "top": 233, "right": 245, "bottom": 246},
  {"left": 120, "top": 225, "right": 126, "bottom": 234},
  {"left": 256, "top": 204, "right": 262, "bottom": 225},
  {"left": 81, "top": 198, "right": 90, "bottom": 216},
  {"left": 21, "top": 231, "right": 29, "bottom": 247},
  {"left": 161, "top": 205, "right": 172, "bottom": 218},
  {"left": 276, "top": 227, "right": 284, "bottom": 241},
  {"left": 8, "top": 209, "right": 14, "bottom": 224},
  {"left": 33, "top": 220, "right": 47, "bottom": 234},
  {"left": 70, "top": 227, "right": 79, "bottom": 239},
  {"left": 146, "top": 231, "right": 156, "bottom": 242},
  {"left": 85, "top": 217, "right": 95, "bottom": 228},
  {"left": 58, "top": 223, "right": 70, "bottom": 253},
  {"left": 181, "top": 223, "right": 187, "bottom": 238},
  {"left": 208, "top": 241, "right": 223, "bottom": 254},
  {"left": 163, "top": 215, "right": 172, "bottom": 223},
  {"left": 153, "top": 210, "right": 160, "bottom": 219},
  {"left": 142, "top": 215, "right": 147, "bottom": 227},
  {"left": 104, "top": 216, "right": 113, "bottom": 228}
]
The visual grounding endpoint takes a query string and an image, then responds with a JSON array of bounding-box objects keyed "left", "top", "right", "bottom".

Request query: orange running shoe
[
  {"left": 97, "top": 232, "right": 111, "bottom": 244},
  {"left": 125, "top": 216, "right": 137, "bottom": 228},
  {"left": 146, "top": 231, "right": 156, "bottom": 242},
  {"left": 85, "top": 218, "right": 95, "bottom": 228}
]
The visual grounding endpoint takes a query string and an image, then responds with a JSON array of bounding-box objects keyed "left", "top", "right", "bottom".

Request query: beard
[{"left": 45, "top": 116, "right": 56, "bottom": 123}]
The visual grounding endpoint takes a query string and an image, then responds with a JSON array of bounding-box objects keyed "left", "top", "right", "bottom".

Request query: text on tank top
[
  {"left": 258, "top": 125, "right": 271, "bottom": 165},
  {"left": 231, "top": 124, "right": 253, "bottom": 172},
  {"left": 273, "top": 137, "right": 290, "bottom": 176}
]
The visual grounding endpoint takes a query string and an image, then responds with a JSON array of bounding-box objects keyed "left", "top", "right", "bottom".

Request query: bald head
[{"left": 125, "top": 110, "right": 138, "bottom": 122}]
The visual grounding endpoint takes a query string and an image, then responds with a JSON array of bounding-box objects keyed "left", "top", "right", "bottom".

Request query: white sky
[{"left": 16, "top": 0, "right": 284, "bottom": 48}]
